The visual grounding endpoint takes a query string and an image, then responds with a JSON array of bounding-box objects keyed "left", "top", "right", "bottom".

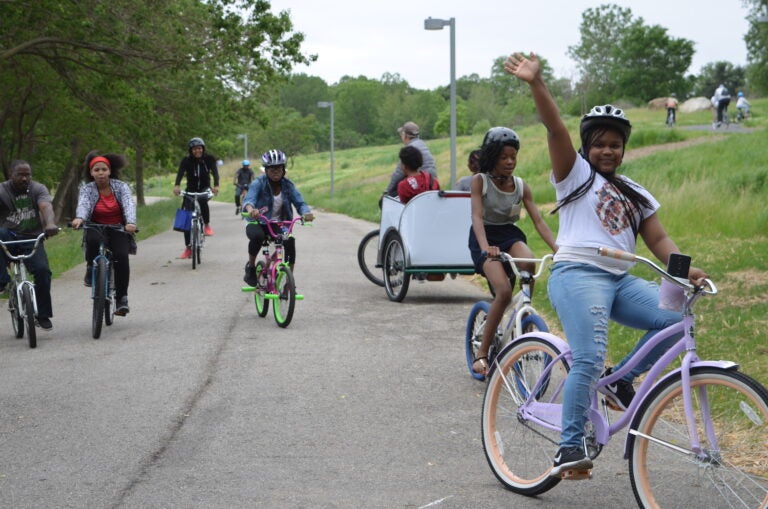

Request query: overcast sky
[{"left": 266, "top": 0, "right": 753, "bottom": 90}]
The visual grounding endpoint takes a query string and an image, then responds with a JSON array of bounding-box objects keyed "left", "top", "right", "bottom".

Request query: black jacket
[{"left": 175, "top": 153, "right": 220, "bottom": 192}]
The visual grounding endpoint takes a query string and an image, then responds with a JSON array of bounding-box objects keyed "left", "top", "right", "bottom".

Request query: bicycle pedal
[
  {"left": 559, "top": 468, "right": 593, "bottom": 481},
  {"left": 265, "top": 293, "right": 279, "bottom": 300},
  {"left": 241, "top": 286, "right": 255, "bottom": 292},
  {"left": 295, "top": 294, "right": 304, "bottom": 300}
]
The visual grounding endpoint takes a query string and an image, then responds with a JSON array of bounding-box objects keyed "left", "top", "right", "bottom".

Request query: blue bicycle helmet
[
  {"left": 242, "top": 159, "right": 250, "bottom": 166},
  {"left": 580, "top": 104, "right": 632, "bottom": 147},
  {"left": 261, "top": 149, "right": 287, "bottom": 168}
]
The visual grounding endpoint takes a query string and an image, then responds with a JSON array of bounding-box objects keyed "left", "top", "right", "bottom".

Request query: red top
[
  {"left": 92, "top": 192, "right": 123, "bottom": 224},
  {"left": 397, "top": 171, "right": 440, "bottom": 204}
]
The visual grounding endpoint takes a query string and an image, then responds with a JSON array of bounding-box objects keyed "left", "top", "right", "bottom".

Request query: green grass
[{"left": 44, "top": 99, "right": 768, "bottom": 387}]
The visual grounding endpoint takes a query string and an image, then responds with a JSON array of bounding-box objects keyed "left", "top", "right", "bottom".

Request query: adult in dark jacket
[{"left": 173, "top": 137, "right": 220, "bottom": 259}]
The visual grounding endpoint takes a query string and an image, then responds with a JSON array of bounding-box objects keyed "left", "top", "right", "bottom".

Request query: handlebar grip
[{"left": 597, "top": 247, "right": 636, "bottom": 262}]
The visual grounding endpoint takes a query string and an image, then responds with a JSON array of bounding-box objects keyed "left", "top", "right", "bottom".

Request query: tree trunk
[
  {"left": 52, "top": 139, "right": 83, "bottom": 224},
  {"left": 134, "top": 143, "right": 145, "bottom": 206}
]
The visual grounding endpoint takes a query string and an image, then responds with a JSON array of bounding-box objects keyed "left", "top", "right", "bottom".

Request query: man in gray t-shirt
[
  {"left": 383, "top": 121, "right": 438, "bottom": 197},
  {"left": 0, "top": 160, "right": 59, "bottom": 329}
]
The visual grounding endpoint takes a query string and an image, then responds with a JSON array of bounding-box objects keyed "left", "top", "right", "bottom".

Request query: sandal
[{"left": 473, "top": 356, "right": 489, "bottom": 376}]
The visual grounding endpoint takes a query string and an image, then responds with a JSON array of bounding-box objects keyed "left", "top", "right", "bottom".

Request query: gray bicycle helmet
[
  {"left": 580, "top": 105, "right": 632, "bottom": 147},
  {"left": 261, "top": 149, "right": 287, "bottom": 168},
  {"left": 482, "top": 127, "right": 520, "bottom": 150},
  {"left": 188, "top": 137, "right": 205, "bottom": 150}
]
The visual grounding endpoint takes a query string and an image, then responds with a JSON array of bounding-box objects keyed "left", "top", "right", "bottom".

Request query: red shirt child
[{"left": 396, "top": 145, "right": 440, "bottom": 203}]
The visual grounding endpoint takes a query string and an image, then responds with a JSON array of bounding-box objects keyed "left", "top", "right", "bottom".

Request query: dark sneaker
[
  {"left": 115, "top": 296, "right": 130, "bottom": 316},
  {"left": 550, "top": 446, "right": 593, "bottom": 478},
  {"left": 37, "top": 317, "right": 53, "bottom": 330},
  {"left": 598, "top": 367, "right": 635, "bottom": 411},
  {"left": 84, "top": 266, "right": 93, "bottom": 287},
  {"left": 243, "top": 263, "right": 259, "bottom": 287}
]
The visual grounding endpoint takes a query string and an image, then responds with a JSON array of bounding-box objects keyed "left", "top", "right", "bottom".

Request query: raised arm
[{"left": 504, "top": 53, "right": 576, "bottom": 183}]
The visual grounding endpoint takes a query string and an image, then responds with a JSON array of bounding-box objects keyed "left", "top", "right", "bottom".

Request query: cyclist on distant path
[
  {"left": 713, "top": 84, "right": 731, "bottom": 128},
  {"left": 0, "top": 160, "right": 59, "bottom": 330},
  {"left": 383, "top": 121, "right": 438, "bottom": 197},
  {"left": 71, "top": 151, "right": 137, "bottom": 316},
  {"left": 173, "top": 137, "right": 219, "bottom": 259},
  {"left": 468, "top": 126, "right": 557, "bottom": 376},
  {"left": 665, "top": 94, "right": 678, "bottom": 125},
  {"left": 506, "top": 51, "right": 707, "bottom": 478},
  {"left": 241, "top": 149, "right": 314, "bottom": 287},
  {"left": 736, "top": 91, "right": 751, "bottom": 121},
  {"left": 234, "top": 159, "right": 255, "bottom": 215}
]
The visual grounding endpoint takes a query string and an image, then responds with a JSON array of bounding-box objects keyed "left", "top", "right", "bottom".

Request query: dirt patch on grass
[{"left": 623, "top": 136, "right": 725, "bottom": 162}]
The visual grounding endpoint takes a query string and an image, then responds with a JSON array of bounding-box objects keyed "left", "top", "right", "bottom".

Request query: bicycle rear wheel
[
  {"left": 253, "top": 261, "right": 269, "bottom": 317},
  {"left": 482, "top": 336, "right": 569, "bottom": 496},
  {"left": 465, "top": 301, "right": 491, "bottom": 381},
  {"left": 357, "top": 229, "right": 384, "bottom": 287},
  {"left": 273, "top": 265, "right": 296, "bottom": 328},
  {"left": 92, "top": 258, "right": 106, "bottom": 339},
  {"left": 628, "top": 367, "right": 768, "bottom": 508},
  {"left": 22, "top": 285, "right": 36, "bottom": 349},
  {"left": 9, "top": 287, "right": 24, "bottom": 338}
]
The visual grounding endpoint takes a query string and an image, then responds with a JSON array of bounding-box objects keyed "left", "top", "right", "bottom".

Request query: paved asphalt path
[{"left": 0, "top": 201, "right": 637, "bottom": 508}]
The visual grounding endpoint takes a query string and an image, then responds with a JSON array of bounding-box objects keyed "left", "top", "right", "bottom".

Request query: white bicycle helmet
[
  {"left": 482, "top": 127, "right": 520, "bottom": 150},
  {"left": 580, "top": 105, "right": 632, "bottom": 146},
  {"left": 188, "top": 137, "right": 205, "bottom": 150},
  {"left": 261, "top": 149, "right": 286, "bottom": 168}
]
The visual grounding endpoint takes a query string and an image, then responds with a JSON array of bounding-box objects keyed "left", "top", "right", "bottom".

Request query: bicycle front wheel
[
  {"left": 191, "top": 221, "right": 199, "bottom": 270},
  {"left": 482, "top": 336, "right": 569, "bottom": 496},
  {"left": 383, "top": 234, "right": 409, "bottom": 302},
  {"left": 357, "top": 229, "right": 384, "bottom": 287},
  {"left": 22, "top": 285, "right": 36, "bottom": 349},
  {"left": 9, "top": 287, "right": 24, "bottom": 338},
  {"left": 629, "top": 367, "right": 768, "bottom": 509},
  {"left": 273, "top": 266, "right": 296, "bottom": 328},
  {"left": 92, "top": 259, "right": 106, "bottom": 339},
  {"left": 253, "top": 261, "right": 269, "bottom": 317},
  {"left": 104, "top": 266, "right": 115, "bottom": 326},
  {"left": 465, "top": 301, "right": 490, "bottom": 381}
]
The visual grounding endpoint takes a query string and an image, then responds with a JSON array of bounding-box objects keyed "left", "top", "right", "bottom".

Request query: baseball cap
[{"left": 397, "top": 121, "right": 420, "bottom": 137}]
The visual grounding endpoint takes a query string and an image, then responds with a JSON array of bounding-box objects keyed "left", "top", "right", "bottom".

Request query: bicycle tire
[
  {"left": 382, "top": 233, "right": 409, "bottom": 302},
  {"left": 465, "top": 301, "right": 491, "bottom": 381},
  {"left": 22, "top": 285, "right": 36, "bottom": 349},
  {"left": 628, "top": 367, "right": 768, "bottom": 508},
  {"left": 254, "top": 261, "right": 269, "bottom": 317},
  {"left": 191, "top": 221, "right": 199, "bottom": 270},
  {"left": 10, "top": 287, "right": 24, "bottom": 338},
  {"left": 92, "top": 258, "right": 106, "bottom": 339},
  {"left": 482, "top": 336, "right": 570, "bottom": 496},
  {"left": 273, "top": 265, "right": 296, "bottom": 328},
  {"left": 357, "top": 229, "right": 384, "bottom": 287},
  {"left": 104, "top": 265, "right": 114, "bottom": 326},
  {"left": 195, "top": 222, "right": 203, "bottom": 266}
]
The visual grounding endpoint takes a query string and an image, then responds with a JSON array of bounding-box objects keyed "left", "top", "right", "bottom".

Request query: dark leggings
[
  {"left": 246, "top": 223, "right": 296, "bottom": 265},
  {"left": 182, "top": 195, "right": 210, "bottom": 246},
  {"left": 85, "top": 229, "right": 130, "bottom": 299}
]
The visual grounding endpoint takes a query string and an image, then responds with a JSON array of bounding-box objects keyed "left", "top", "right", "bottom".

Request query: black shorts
[{"left": 468, "top": 223, "right": 527, "bottom": 276}]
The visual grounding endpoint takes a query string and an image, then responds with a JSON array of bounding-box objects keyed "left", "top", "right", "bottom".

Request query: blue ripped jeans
[{"left": 547, "top": 262, "right": 682, "bottom": 448}]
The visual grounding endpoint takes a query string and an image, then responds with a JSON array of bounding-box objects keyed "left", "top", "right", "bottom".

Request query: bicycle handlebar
[
  {"left": 0, "top": 232, "right": 49, "bottom": 261},
  {"left": 495, "top": 252, "right": 553, "bottom": 280},
  {"left": 180, "top": 189, "right": 214, "bottom": 199},
  {"left": 241, "top": 211, "right": 310, "bottom": 238},
  {"left": 70, "top": 222, "right": 139, "bottom": 234},
  {"left": 598, "top": 247, "right": 716, "bottom": 295}
]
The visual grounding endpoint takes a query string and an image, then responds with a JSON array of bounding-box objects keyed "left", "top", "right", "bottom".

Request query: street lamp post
[
  {"left": 317, "top": 101, "right": 335, "bottom": 197},
  {"left": 424, "top": 16, "right": 456, "bottom": 189},
  {"left": 236, "top": 133, "right": 248, "bottom": 162}
]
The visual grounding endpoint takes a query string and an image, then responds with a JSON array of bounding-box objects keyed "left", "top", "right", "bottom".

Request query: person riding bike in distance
[
  {"left": 234, "top": 159, "right": 255, "bottom": 215},
  {"left": 241, "top": 149, "right": 314, "bottom": 287},
  {"left": 173, "top": 137, "right": 220, "bottom": 259}
]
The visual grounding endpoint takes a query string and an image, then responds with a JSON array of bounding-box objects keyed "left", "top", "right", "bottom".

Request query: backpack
[{"left": 720, "top": 87, "right": 730, "bottom": 98}]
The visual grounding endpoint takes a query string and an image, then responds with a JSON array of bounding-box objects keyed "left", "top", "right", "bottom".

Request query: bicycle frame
[
  {"left": 255, "top": 215, "right": 303, "bottom": 294},
  {"left": 505, "top": 248, "right": 722, "bottom": 459},
  {"left": 497, "top": 253, "right": 552, "bottom": 342},
  {"left": 0, "top": 233, "right": 46, "bottom": 319}
]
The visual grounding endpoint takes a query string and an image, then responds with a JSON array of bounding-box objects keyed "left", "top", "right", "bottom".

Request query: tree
[
  {"left": 694, "top": 62, "right": 747, "bottom": 97},
  {"left": 567, "top": 4, "right": 693, "bottom": 105},
  {"left": 744, "top": 0, "right": 768, "bottom": 94}
]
